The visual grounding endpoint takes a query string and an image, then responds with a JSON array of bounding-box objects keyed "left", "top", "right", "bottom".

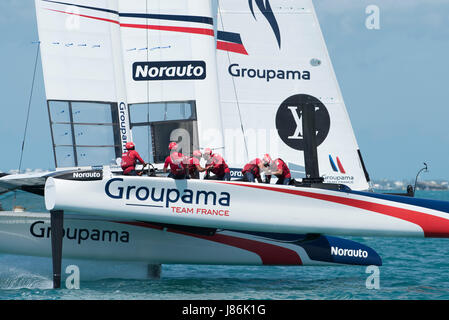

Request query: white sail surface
[
  {"left": 216, "top": 0, "right": 370, "bottom": 190},
  {"left": 35, "top": 0, "right": 130, "bottom": 168},
  {"left": 35, "top": 0, "right": 223, "bottom": 167},
  {"left": 119, "top": 0, "right": 224, "bottom": 162}
]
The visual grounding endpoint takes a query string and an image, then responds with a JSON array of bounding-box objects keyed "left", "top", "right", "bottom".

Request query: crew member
[
  {"left": 202, "top": 148, "right": 231, "bottom": 181},
  {"left": 241, "top": 158, "right": 264, "bottom": 183},
  {"left": 262, "top": 154, "right": 291, "bottom": 185},
  {"left": 121, "top": 142, "right": 147, "bottom": 176},
  {"left": 163, "top": 142, "right": 188, "bottom": 179},
  {"left": 187, "top": 150, "right": 206, "bottom": 179}
]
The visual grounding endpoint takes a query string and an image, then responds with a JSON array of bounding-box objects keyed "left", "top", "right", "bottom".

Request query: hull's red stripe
[
  {"left": 118, "top": 221, "right": 302, "bottom": 265},
  {"left": 220, "top": 182, "right": 449, "bottom": 238}
]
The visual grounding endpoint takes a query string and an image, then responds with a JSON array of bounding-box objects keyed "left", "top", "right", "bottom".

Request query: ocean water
[{"left": 0, "top": 190, "right": 449, "bottom": 300}]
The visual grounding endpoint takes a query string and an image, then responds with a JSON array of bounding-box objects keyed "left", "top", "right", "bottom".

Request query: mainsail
[
  {"left": 216, "top": 0, "right": 370, "bottom": 190},
  {"left": 35, "top": 0, "right": 224, "bottom": 167}
]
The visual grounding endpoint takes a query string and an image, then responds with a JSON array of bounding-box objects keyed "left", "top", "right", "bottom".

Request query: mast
[{"left": 108, "top": 0, "right": 132, "bottom": 155}]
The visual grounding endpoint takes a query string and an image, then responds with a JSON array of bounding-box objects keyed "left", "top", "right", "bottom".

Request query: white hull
[
  {"left": 0, "top": 211, "right": 381, "bottom": 266},
  {"left": 45, "top": 171, "right": 449, "bottom": 238}
]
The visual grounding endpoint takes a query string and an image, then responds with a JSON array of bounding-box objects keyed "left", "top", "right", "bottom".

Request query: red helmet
[
  {"left": 193, "top": 150, "right": 202, "bottom": 158},
  {"left": 203, "top": 148, "right": 212, "bottom": 156},
  {"left": 263, "top": 153, "right": 272, "bottom": 165},
  {"left": 168, "top": 142, "right": 178, "bottom": 151},
  {"left": 125, "top": 142, "right": 135, "bottom": 150}
]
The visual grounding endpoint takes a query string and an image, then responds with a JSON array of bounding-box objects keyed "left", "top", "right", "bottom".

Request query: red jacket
[
  {"left": 273, "top": 158, "right": 291, "bottom": 179},
  {"left": 242, "top": 158, "right": 262, "bottom": 179},
  {"left": 206, "top": 153, "right": 230, "bottom": 177},
  {"left": 164, "top": 152, "right": 187, "bottom": 175},
  {"left": 121, "top": 150, "right": 145, "bottom": 175},
  {"left": 187, "top": 157, "right": 201, "bottom": 176}
]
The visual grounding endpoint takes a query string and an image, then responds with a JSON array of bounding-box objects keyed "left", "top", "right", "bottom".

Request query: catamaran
[{"left": 1, "top": 0, "right": 449, "bottom": 288}]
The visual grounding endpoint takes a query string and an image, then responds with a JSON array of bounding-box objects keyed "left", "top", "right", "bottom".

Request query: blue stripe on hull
[
  {"left": 350, "top": 190, "right": 449, "bottom": 215},
  {"left": 237, "top": 230, "right": 382, "bottom": 266}
]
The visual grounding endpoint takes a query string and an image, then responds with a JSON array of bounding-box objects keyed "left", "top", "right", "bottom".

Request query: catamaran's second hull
[{"left": 0, "top": 212, "right": 381, "bottom": 266}]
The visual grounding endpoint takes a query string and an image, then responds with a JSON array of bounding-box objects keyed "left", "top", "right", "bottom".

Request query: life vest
[
  {"left": 164, "top": 152, "right": 187, "bottom": 175},
  {"left": 274, "top": 158, "right": 291, "bottom": 179},
  {"left": 188, "top": 157, "right": 200, "bottom": 175},
  {"left": 207, "top": 154, "right": 230, "bottom": 177},
  {"left": 121, "top": 152, "right": 134, "bottom": 170},
  {"left": 242, "top": 158, "right": 262, "bottom": 178},
  {"left": 121, "top": 150, "right": 145, "bottom": 175}
]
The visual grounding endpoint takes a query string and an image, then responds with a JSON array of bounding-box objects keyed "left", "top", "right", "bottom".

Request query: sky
[{"left": 0, "top": 0, "right": 448, "bottom": 182}]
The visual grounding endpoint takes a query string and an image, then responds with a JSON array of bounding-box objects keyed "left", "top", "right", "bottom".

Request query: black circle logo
[{"left": 275, "top": 94, "right": 331, "bottom": 151}]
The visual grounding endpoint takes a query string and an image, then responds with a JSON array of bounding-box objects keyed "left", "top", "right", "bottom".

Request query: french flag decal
[
  {"left": 216, "top": 30, "right": 248, "bottom": 55},
  {"left": 329, "top": 155, "right": 346, "bottom": 174}
]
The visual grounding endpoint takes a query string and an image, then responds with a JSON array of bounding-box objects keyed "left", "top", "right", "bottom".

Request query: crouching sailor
[
  {"left": 202, "top": 148, "right": 231, "bottom": 181},
  {"left": 163, "top": 142, "right": 189, "bottom": 179},
  {"left": 262, "top": 154, "right": 291, "bottom": 185},
  {"left": 121, "top": 142, "right": 147, "bottom": 176},
  {"left": 241, "top": 158, "right": 264, "bottom": 183},
  {"left": 187, "top": 150, "right": 206, "bottom": 179}
]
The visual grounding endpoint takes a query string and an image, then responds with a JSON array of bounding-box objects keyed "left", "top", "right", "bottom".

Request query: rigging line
[
  {"left": 18, "top": 42, "right": 40, "bottom": 174},
  {"left": 146, "top": 0, "right": 151, "bottom": 162},
  {"left": 217, "top": 4, "right": 249, "bottom": 161}
]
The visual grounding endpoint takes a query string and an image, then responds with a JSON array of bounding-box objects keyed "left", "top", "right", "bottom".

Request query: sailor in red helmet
[
  {"left": 241, "top": 158, "right": 264, "bottom": 183},
  {"left": 121, "top": 142, "right": 147, "bottom": 176},
  {"left": 262, "top": 153, "right": 291, "bottom": 185},
  {"left": 163, "top": 142, "right": 188, "bottom": 179},
  {"left": 186, "top": 150, "right": 206, "bottom": 179},
  {"left": 202, "top": 148, "right": 231, "bottom": 181}
]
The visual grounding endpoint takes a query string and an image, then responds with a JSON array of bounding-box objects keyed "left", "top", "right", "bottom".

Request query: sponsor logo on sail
[
  {"left": 119, "top": 102, "right": 130, "bottom": 153},
  {"left": 329, "top": 155, "right": 346, "bottom": 174},
  {"left": 325, "top": 155, "right": 355, "bottom": 184},
  {"left": 133, "top": 61, "right": 206, "bottom": 81},
  {"left": 275, "top": 94, "right": 330, "bottom": 151},
  {"left": 249, "top": 0, "right": 281, "bottom": 49},
  {"left": 228, "top": 64, "right": 310, "bottom": 82},
  {"left": 218, "top": 0, "right": 281, "bottom": 56},
  {"left": 324, "top": 175, "right": 355, "bottom": 184}
]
